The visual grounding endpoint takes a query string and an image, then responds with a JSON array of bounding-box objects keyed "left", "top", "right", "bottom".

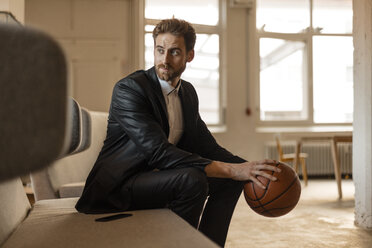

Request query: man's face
[{"left": 154, "top": 33, "right": 194, "bottom": 86}]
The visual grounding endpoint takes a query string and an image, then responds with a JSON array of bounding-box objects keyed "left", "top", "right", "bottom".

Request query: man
[{"left": 76, "top": 18, "right": 280, "bottom": 247}]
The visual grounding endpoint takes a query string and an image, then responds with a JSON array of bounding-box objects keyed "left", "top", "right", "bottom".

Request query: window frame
[{"left": 252, "top": 0, "right": 353, "bottom": 128}]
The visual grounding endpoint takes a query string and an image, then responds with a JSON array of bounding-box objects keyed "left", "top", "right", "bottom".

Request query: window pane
[
  {"left": 145, "top": 25, "right": 155, "bottom": 32},
  {"left": 145, "top": 0, "right": 218, "bottom": 26},
  {"left": 257, "top": 0, "right": 309, "bottom": 33},
  {"left": 313, "top": 0, "right": 352, "bottom": 34},
  {"left": 313, "top": 36, "right": 353, "bottom": 123},
  {"left": 260, "top": 38, "right": 307, "bottom": 121},
  {"left": 144, "top": 33, "right": 154, "bottom": 69},
  {"left": 145, "top": 32, "right": 220, "bottom": 124},
  {"left": 184, "top": 34, "right": 220, "bottom": 124}
]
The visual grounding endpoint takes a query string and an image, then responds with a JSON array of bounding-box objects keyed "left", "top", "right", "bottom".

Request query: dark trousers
[{"left": 124, "top": 167, "right": 244, "bottom": 247}]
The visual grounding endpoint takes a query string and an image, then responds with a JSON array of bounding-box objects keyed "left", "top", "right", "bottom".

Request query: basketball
[{"left": 243, "top": 162, "right": 301, "bottom": 217}]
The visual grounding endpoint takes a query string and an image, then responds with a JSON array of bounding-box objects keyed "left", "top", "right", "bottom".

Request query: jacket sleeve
[
  {"left": 180, "top": 81, "right": 246, "bottom": 163},
  {"left": 196, "top": 114, "right": 246, "bottom": 163},
  {"left": 110, "top": 78, "right": 211, "bottom": 171}
]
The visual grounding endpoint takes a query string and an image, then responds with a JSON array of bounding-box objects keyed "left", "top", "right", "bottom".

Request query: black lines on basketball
[{"left": 243, "top": 162, "right": 301, "bottom": 217}]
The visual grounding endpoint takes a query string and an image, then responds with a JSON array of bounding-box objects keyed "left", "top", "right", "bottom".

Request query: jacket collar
[{"left": 158, "top": 77, "right": 181, "bottom": 96}]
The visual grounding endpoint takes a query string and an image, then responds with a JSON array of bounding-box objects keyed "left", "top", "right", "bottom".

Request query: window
[
  {"left": 256, "top": 0, "right": 353, "bottom": 124},
  {"left": 144, "top": 0, "right": 222, "bottom": 125}
]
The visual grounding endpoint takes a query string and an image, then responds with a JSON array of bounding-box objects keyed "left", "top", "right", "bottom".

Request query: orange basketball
[{"left": 243, "top": 162, "right": 301, "bottom": 217}]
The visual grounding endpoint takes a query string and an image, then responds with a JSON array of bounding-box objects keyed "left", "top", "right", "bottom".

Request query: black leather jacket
[{"left": 76, "top": 67, "right": 245, "bottom": 213}]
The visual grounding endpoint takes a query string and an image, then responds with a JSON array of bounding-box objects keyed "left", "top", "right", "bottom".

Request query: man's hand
[
  {"left": 204, "top": 159, "right": 281, "bottom": 189},
  {"left": 229, "top": 160, "right": 281, "bottom": 189}
]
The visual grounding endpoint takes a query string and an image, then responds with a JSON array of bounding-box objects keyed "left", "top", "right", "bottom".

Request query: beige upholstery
[
  {"left": 0, "top": 178, "right": 30, "bottom": 246},
  {"left": 58, "top": 182, "right": 85, "bottom": 198},
  {"left": 48, "top": 111, "right": 108, "bottom": 194},
  {"left": 3, "top": 198, "right": 217, "bottom": 248},
  {"left": 31, "top": 111, "right": 108, "bottom": 200}
]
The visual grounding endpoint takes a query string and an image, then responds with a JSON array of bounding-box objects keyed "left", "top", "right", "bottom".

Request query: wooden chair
[{"left": 275, "top": 137, "right": 309, "bottom": 186}]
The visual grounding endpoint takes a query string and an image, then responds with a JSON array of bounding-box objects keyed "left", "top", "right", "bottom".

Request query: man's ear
[{"left": 187, "top": 49, "right": 195, "bottom": 62}]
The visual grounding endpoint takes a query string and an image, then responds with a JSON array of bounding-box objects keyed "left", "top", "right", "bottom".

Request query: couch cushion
[
  {"left": 47, "top": 111, "right": 108, "bottom": 194},
  {"left": 58, "top": 182, "right": 85, "bottom": 198},
  {"left": 3, "top": 198, "right": 218, "bottom": 248}
]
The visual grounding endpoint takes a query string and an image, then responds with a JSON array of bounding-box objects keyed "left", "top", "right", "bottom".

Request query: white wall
[
  {"left": 0, "top": 0, "right": 24, "bottom": 23},
  {"left": 25, "top": 0, "right": 133, "bottom": 112}
]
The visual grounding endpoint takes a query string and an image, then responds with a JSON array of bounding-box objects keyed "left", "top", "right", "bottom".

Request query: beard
[{"left": 155, "top": 63, "right": 186, "bottom": 83}]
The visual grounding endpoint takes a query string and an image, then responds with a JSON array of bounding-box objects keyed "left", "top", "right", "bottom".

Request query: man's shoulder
[
  {"left": 118, "top": 69, "right": 148, "bottom": 85},
  {"left": 115, "top": 68, "right": 156, "bottom": 90},
  {"left": 180, "top": 79, "right": 197, "bottom": 94}
]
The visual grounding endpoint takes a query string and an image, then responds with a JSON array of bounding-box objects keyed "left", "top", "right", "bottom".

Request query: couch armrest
[{"left": 58, "top": 182, "right": 85, "bottom": 198}]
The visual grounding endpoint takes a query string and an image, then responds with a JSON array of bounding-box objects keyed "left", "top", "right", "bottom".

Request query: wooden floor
[{"left": 226, "top": 179, "right": 372, "bottom": 248}]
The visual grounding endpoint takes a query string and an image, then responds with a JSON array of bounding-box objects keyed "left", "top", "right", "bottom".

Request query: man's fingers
[
  {"left": 250, "top": 177, "right": 266, "bottom": 189},
  {"left": 258, "top": 159, "right": 278, "bottom": 165},
  {"left": 251, "top": 160, "right": 274, "bottom": 165},
  {"left": 251, "top": 160, "right": 281, "bottom": 172},
  {"left": 255, "top": 170, "right": 277, "bottom": 181},
  {"left": 237, "top": 160, "right": 282, "bottom": 183},
  {"left": 255, "top": 164, "right": 281, "bottom": 173}
]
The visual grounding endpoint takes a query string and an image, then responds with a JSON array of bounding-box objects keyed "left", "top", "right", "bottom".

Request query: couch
[{"left": 0, "top": 23, "right": 218, "bottom": 248}]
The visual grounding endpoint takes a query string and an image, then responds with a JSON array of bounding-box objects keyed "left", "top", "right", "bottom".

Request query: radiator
[{"left": 264, "top": 142, "right": 352, "bottom": 176}]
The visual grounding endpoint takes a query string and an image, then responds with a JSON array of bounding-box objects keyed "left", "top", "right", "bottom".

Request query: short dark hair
[{"left": 152, "top": 18, "right": 196, "bottom": 52}]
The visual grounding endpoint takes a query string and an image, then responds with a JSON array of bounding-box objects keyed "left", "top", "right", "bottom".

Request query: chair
[{"left": 275, "top": 137, "right": 308, "bottom": 186}]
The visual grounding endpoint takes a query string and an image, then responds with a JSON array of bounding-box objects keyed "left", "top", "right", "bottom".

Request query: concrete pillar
[
  {"left": 353, "top": 0, "right": 372, "bottom": 229},
  {"left": 0, "top": 0, "right": 24, "bottom": 24}
]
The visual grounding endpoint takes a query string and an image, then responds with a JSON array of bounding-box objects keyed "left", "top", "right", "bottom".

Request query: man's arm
[
  {"left": 181, "top": 83, "right": 279, "bottom": 187},
  {"left": 195, "top": 113, "right": 246, "bottom": 163},
  {"left": 204, "top": 159, "right": 281, "bottom": 189}
]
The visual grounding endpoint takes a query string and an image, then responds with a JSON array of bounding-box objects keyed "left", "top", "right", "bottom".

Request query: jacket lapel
[
  {"left": 178, "top": 82, "right": 189, "bottom": 130},
  {"left": 145, "top": 67, "right": 169, "bottom": 137},
  {"left": 177, "top": 82, "right": 195, "bottom": 150},
  {"left": 146, "top": 67, "right": 168, "bottom": 118}
]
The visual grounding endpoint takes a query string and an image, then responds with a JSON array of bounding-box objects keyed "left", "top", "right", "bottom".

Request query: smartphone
[{"left": 95, "top": 213, "right": 133, "bottom": 222}]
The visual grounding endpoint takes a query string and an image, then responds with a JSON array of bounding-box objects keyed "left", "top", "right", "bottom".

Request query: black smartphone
[{"left": 95, "top": 213, "right": 133, "bottom": 222}]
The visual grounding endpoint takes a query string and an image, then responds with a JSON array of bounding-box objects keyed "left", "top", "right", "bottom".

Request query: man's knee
[
  {"left": 227, "top": 178, "right": 245, "bottom": 193},
  {"left": 208, "top": 177, "right": 244, "bottom": 197},
  {"left": 176, "top": 167, "right": 208, "bottom": 197}
]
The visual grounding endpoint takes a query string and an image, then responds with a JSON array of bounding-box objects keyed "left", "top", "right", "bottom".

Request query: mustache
[{"left": 157, "top": 64, "right": 172, "bottom": 70}]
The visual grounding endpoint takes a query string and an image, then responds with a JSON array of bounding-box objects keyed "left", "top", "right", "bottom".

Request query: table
[{"left": 294, "top": 135, "right": 352, "bottom": 199}]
